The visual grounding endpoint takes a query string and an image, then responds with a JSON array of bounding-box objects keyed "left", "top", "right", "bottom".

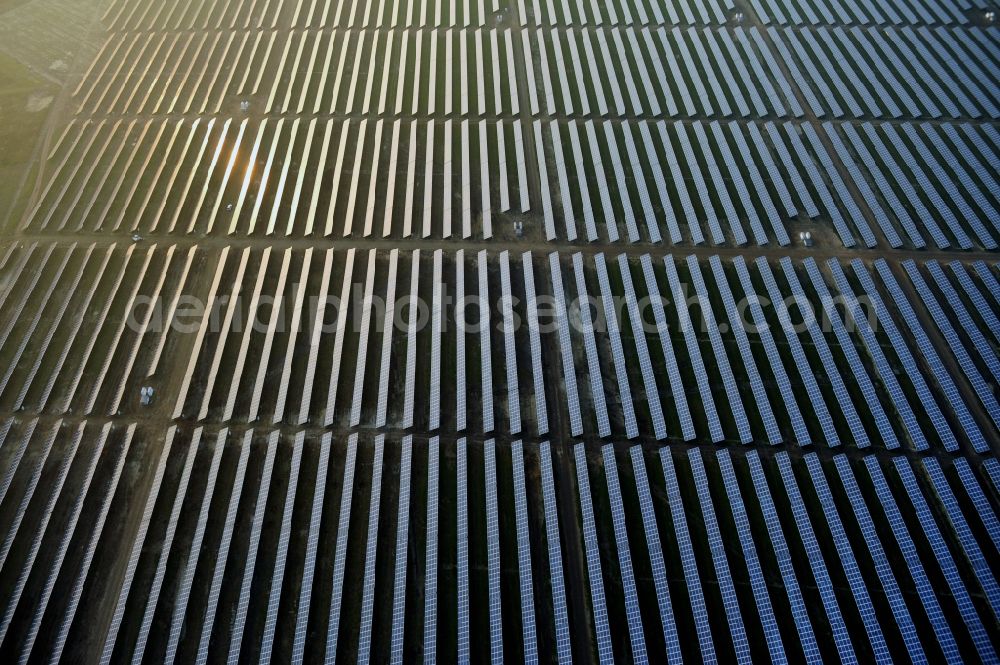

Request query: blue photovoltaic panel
[
  {"left": 456, "top": 250, "right": 467, "bottom": 432},
  {"left": 744, "top": 452, "right": 821, "bottom": 660},
  {"left": 903, "top": 260, "right": 1000, "bottom": 430},
  {"left": 539, "top": 443, "right": 572, "bottom": 664},
  {"left": 799, "top": 454, "right": 893, "bottom": 662},
  {"left": 862, "top": 457, "right": 960, "bottom": 660},
  {"left": 572, "top": 253, "right": 610, "bottom": 437},
  {"left": 574, "top": 444, "right": 614, "bottom": 665},
  {"left": 479, "top": 251, "right": 495, "bottom": 433},
  {"left": 601, "top": 445, "right": 647, "bottom": 662},
  {"left": 922, "top": 458, "right": 1000, "bottom": 609},
  {"left": 390, "top": 437, "right": 413, "bottom": 665},
  {"left": 873, "top": 260, "right": 984, "bottom": 451},
  {"left": 628, "top": 447, "right": 681, "bottom": 661},
  {"left": 688, "top": 449, "right": 751, "bottom": 660},
  {"left": 843, "top": 260, "right": 945, "bottom": 451},
  {"left": 618, "top": 255, "right": 666, "bottom": 440},
  {"left": 485, "top": 440, "right": 503, "bottom": 664},
  {"left": 804, "top": 258, "right": 897, "bottom": 448},
  {"left": 199, "top": 432, "right": 253, "bottom": 665},
  {"left": 663, "top": 256, "right": 720, "bottom": 441},
  {"left": 828, "top": 455, "right": 926, "bottom": 661},
  {"left": 893, "top": 458, "right": 996, "bottom": 661},
  {"left": 424, "top": 437, "right": 440, "bottom": 662},
  {"left": 549, "top": 253, "right": 583, "bottom": 436},
  {"left": 949, "top": 261, "right": 1000, "bottom": 346},
  {"left": 709, "top": 255, "right": 781, "bottom": 444},
  {"left": 259, "top": 432, "right": 304, "bottom": 663},
  {"left": 325, "top": 434, "right": 359, "bottom": 662},
  {"left": 457, "top": 437, "right": 470, "bottom": 663},
  {"left": 511, "top": 442, "right": 538, "bottom": 663},
  {"left": 595, "top": 254, "right": 638, "bottom": 438},
  {"left": 953, "top": 458, "right": 1000, "bottom": 553},
  {"left": 640, "top": 255, "right": 695, "bottom": 440},
  {"left": 292, "top": 433, "right": 331, "bottom": 663},
  {"left": 165, "top": 429, "right": 227, "bottom": 664},
  {"left": 710, "top": 120, "right": 767, "bottom": 245},
  {"left": 499, "top": 252, "right": 521, "bottom": 434},
  {"left": 660, "top": 448, "right": 715, "bottom": 660},
  {"left": 522, "top": 253, "right": 549, "bottom": 435},
  {"left": 715, "top": 452, "right": 788, "bottom": 661},
  {"left": 687, "top": 255, "right": 752, "bottom": 443}
]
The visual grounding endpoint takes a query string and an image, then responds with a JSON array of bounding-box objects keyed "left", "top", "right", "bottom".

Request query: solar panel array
[{"left": 5, "top": 0, "right": 1000, "bottom": 661}]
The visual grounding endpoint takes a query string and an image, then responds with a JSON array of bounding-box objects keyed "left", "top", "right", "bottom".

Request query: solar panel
[
  {"left": 620, "top": 123, "right": 661, "bottom": 243},
  {"left": 496, "top": 122, "right": 510, "bottom": 213},
  {"left": 602, "top": 123, "right": 641, "bottom": 243},
  {"left": 349, "top": 250, "right": 378, "bottom": 426},
  {"left": 323, "top": 248, "right": 356, "bottom": 425},
  {"left": 584, "top": 120, "right": 619, "bottom": 242},
  {"left": 832, "top": 260, "right": 929, "bottom": 449},
  {"left": 658, "top": 448, "right": 715, "bottom": 659},
  {"left": 424, "top": 436, "right": 440, "bottom": 661},
  {"left": 0, "top": 423, "right": 87, "bottom": 656},
  {"left": 798, "top": 453, "right": 898, "bottom": 660},
  {"left": 430, "top": 250, "right": 443, "bottom": 430},
  {"left": 755, "top": 257, "right": 838, "bottom": 444},
  {"left": 481, "top": 439, "right": 503, "bottom": 664},
  {"left": 617, "top": 256, "right": 666, "bottom": 439},
  {"left": 894, "top": 458, "right": 996, "bottom": 660},
  {"left": 733, "top": 256, "right": 812, "bottom": 445},
  {"left": 401, "top": 252, "right": 420, "bottom": 428},
  {"left": 904, "top": 260, "right": 1000, "bottom": 430},
  {"left": 48, "top": 425, "right": 133, "bottom": 665},
  {"left": 389, "top": 437, "right": 413, "bottom": 664},
  {"left": 601, "top": 445, "right": 647, "bottom": 661},
  {"left": 691, "top": 122, "right": 746, "bottom": 245},
  {"left": 708, "top": 121, "right": 766, "bottom": 245},
  {"left": 479, "top": 251, "right": 495, "bottom": 433},
  {"left": 715, "top": 452, "right": 786, "bottom": 660},
  {"left": 804, "top": 258, "right": 896, "bottom": 448},
  {"left": 456, "top": 250, "right": 467, "bottom": 431},
  {"left": 357, "top": 435, "right": 386, "bottom": 664},
  {"left": 457, "top": 437, "right": 470, "bottom": 663},
  {"left": 513, "top": 121, "right": 530, "bottom": 213},
  {"left": 131, "top": 428, "right": 199, "bottom": 665},
  {"left": 675, "top": 123, "right": 723, "bottom": 245},
  {"left": 594, "top": 255, "right": 638, "bottom": 438},
  {"left": 325, "top": 434, "right": 359, "bottom": 661},
  {"left": 163, "top": 428, "right": 227, "bottom": 663},
  {"left": 627, "top": 447, "right": 681, "bottom": 661},
  {"left": 478, "top": 122, "right": 490, "bottom": 240},
  {"left": 659, "top": 256, "right": 714, "bottom": 440},
  {"left": 565, "top": 122, "right": 597, "bottom": 242},
  {"left": 951, "top": 458, "right": 1000, "bottom": 553},
  {"left": 862, "top": 457, "right": 961, "bottom": 659},
  {"left": 549, "top": 253, "right": 583, "bottom": 436},
  {"left": 376, "top": 250, "right": 400, "bottom": 428},
  {"left": 823, "top": 124, "right": 901, "bottom": 248},
  {"left": 533, "top": 122, "right": 556, "bottom": 240},
  {"left": 657, "top": 122, "right": 704, "bottom": 244},
  {"left": 272, "top": 250, "right": 313, "bottom": 423},
  {"left": 521, "top": 253, "right": 549, "bottom": 435},
  {"left": 637, "top": 122, "right": 681, "bottom": 243},
  {"left": 498, "top": 252, "right": 521, "bottom": 434},
  {"left": 572, "top": 254, "right": 610, "bottom": 437},
  {"left": 901, "top": 124, "right": 996, "bottom": 248},
  {"left": 687, "top": 255, "right": 751, "bottom": 443},
  {"left": 511, "top": 442, "right": 538, "bottom": 663},
  {"left": 248, "top": 249, "right": 290, "bottom": 422},
  {"left": 296, "top": 250, "right": 334, "bottom": 424},
  {"left": 573, "top": 445, "right": 613, "bottom": 664},
  {"left": 744, "top": 451, "right": 820, "bottom": 661},
  {"left": 828, "top": 455, "right": 926, "bottom": 661},
  {"left": 292, "top": 433, "right": 331, "bottom": 663},
  {"left": 709, "top": 256, "right": 780, "bottom": 444},
  {"left": 688, "top": 449, "right": 751, "bottom": 660},
  {"left": 460, "top": 120, "right": 471, "bottom": 238},
  {"left": 198, "top": 431, "right": 254, "bottom": 664}
]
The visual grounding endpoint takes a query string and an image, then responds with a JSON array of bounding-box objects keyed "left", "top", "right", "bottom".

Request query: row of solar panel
[
  {"left": 74, "top": 27, "right": 525, "bottom": 117},
  {"left": 751, "top": 0, "right": 990, "bottom": 26},
  {"left": 774, "top": 26, "right": 1000, "bottom": 120},
  {"left": 0, "top": 421, "right": 997, "bottom": 662},
  {"left": 99, "top": 0, "right": 742, "bottom": 31},
  {"left": 26, "top": 117, "right": 527, "bottom": 238},
  {"left": 2, "top": 243, "right": 999, "bottom": 449}
]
